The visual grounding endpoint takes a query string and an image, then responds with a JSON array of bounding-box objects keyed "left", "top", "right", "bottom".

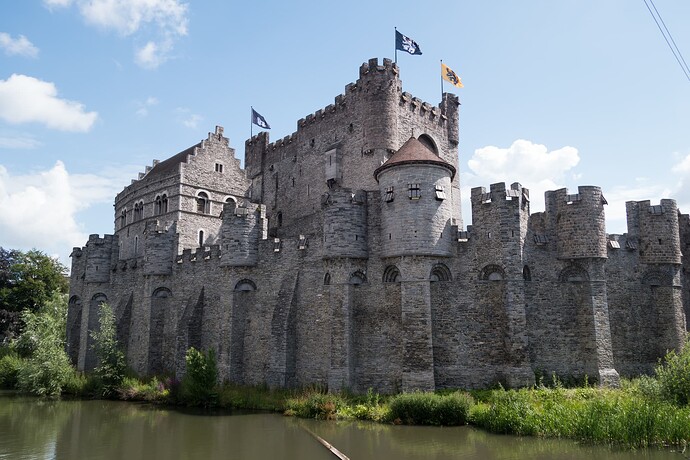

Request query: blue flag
[
  {"left": 395, "top": 30, "right": 422, "bottom": 55},
  {"left": 251, "top": 108, "right": 270, "bottom": 129}
]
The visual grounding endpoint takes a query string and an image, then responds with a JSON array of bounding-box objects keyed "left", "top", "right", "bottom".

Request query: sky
[{"left": 1, "top": 0, "right": 689, "bottom": 268}]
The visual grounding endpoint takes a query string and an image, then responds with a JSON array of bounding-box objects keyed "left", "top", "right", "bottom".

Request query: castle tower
[
  {"left": 625, "top": 199, "right": 685, "bottom": 356},
  {"left": 143, "top": 221, "right": 177, "bottom": 276},
  {"left": 219, "top": 200, "right": 264, "bottom": 267},
  {"left": 373, "top": 137, "right": 456, "bottom": 391},
  {"left": 374, "top": 136, "right": 456, "bottom": 258},
  {"left": 544, "top": 186, "right": 619, "bottom": 385},
  {"left": 470, "top": 182, "right": 534, "bottom": 387},
  {"left": 322, "top": 187, "right": 368, "bottom": 259}
]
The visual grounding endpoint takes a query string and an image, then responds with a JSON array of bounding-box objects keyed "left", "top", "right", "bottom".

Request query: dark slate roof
[
  {"left": 144, "top": 143, "right": 200, "bottom": 179},
  {"left": 374, "top": 137, "right": 456, "bottom": 181}
]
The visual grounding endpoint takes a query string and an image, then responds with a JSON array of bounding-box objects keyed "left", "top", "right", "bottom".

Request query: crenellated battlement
[{"left": 470, "top": 182, "right": 529, "bottom": 207}]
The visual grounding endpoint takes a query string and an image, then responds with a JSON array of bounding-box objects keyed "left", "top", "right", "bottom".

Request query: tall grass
[{"left": 469, "top": 384, "right": 690, "bottom": 448}]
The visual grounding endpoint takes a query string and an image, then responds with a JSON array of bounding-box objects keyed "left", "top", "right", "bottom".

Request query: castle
[{"left": 67, "top": 58, "right": 689, "bottom": 392}]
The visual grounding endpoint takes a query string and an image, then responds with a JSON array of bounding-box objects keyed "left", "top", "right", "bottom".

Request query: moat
[{"left": 0, "top": 393, "right": 680, "bottom": 459}]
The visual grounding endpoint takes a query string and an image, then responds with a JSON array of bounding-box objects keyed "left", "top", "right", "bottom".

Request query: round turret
[
  {"left": 374, "top": 137, "right": 456, "bottom": 258},
  {"left": 322, "top": 187, "right": 368, "bottom": 259}
]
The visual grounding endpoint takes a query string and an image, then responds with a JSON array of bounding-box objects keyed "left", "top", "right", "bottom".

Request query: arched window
[
  {"left": 558, "top": 264, "right": 589, "bottom": 282},
  {"left": 523, "top": 265, "right": 532, "bottom": 281},
  {"left": 133, "top": 202, "right": 143, "bottom": 221},
  {"left": 235, "top": 279, "right": 257, "bottom": 292},
  {"left": 152, "top": 287, "right": 172, "bottom": 298},
  {"left": 277, "top": 211, "right": 283, "bottom": 227},
  {"left": 161, "top": 194, "right": 168, "bottom": 213},
  {"left": 120, "top": 209, "right": 127, "bottom": 228},
  {"left": 134, "top": 235, "right": 139, "bottom": 255},
  {"left": 417, "top": 134, "right": 439, "bottom": 154},
  {"left": 383, "top": 265, "right": 401, "bottom": 283},
  {"left": 324, "top": 272, "right": 331, "bottom": 285},
  {"left": 349, "top": 270, "right": 367, "bottom": 285},
  {"left": 430, "top": 263, "right": 452, "bottom": 282},
  {"left": 480, "top": 264, "right": 505, "bottom": 281},
  {"left": 198, "top": 230, "right": 204, "bottom": 247},
  {"left": 155, "top": 195, "right": 162, "bottom": 215},
  {"left": 197, "top": 192, "right": 210, "bottom": 214}
]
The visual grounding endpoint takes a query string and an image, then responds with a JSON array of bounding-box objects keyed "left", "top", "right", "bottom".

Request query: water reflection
[{"left": 0, "top": 392, "right": 681, "bottom": 460}]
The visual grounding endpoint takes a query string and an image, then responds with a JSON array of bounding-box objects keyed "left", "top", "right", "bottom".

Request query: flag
[
  {"left": 395, "top": 30, "right": 422, "bottom": 55},
  {"left": 251, "top": 108, "right": 270, "bottom": 129},
  {"left": 441, "top": 63, "right": 463, "bottom": 88}
]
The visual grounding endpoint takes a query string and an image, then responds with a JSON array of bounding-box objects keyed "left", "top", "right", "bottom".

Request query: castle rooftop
[
  {"left": 374, "top": 136, "right": 456, "bottom": 181},
  {"left": 145, "top": 142, "right": 201, "bottom": 179}
]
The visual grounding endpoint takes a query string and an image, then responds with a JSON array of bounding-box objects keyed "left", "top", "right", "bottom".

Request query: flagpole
[
  {"left": 250, "top": 106, "right": 253, "bottom": 138},
  {"left": 394, "top": 27, "right": 398, "bottom": 64},
  {"left": 440, "top": 60, "right": 444, "bottom": 103}
]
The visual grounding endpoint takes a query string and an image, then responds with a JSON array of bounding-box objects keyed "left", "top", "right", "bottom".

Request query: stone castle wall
[{"left": 67, "top": 58, "right": 687, "bottom": 392}]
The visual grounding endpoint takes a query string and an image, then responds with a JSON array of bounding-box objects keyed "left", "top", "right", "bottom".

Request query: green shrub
[
  {"left": 0, "top": 351, "right": 22, "bottom": 389},
  {"left": 91, "top": 303, "right": 126, "bottom": 397},
  {"left": 388, "top": 391, "right": 473, "bottom": 426},
  {"left": 16, "top": 293, "right": 73, "bottom": 396},
  {"left": 656, "top": 339, "right": 690, "bottom": 406},
  {"left": 181, "top": 347, "right": 218, "bottom": 406},
  {"left": 284, "top": 390, "right": 346, "bottom": 420}
]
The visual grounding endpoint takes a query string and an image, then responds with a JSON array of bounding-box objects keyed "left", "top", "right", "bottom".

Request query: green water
[{"left": 0, "top": 392, "right": 682, "bottom": 459}]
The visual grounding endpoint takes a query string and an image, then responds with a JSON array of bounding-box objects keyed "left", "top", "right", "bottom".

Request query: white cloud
[
  {"left": 44, "top": 0, "right": 188, "bottom": 69},
  {"left": 0, "top": 135, "right": 42, "bottom": 149},
  {"left": 175, "top": 108, "right": 202, "bottom": 129},
  {"left": 0, "top": 161, "right": 138, "bottom": 265},
  {"left": 135, "top": 40, "right": 165, "bottom": 69},
  {"left": 0, "top": 32, "right": 39, "bottom": 58},
  {"left": 463, "top": 139, "right": 580, "bottom": 218},
  {"left": 135, "top": 95, "right": 158, "bottom": 117},
  {"left": 0, "top": 74, "right": 98, "bottom": 132}
]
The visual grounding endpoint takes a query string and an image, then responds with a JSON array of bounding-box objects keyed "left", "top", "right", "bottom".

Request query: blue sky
[{"left": 1, "top": 0, "right": 689, "bottom": 267}]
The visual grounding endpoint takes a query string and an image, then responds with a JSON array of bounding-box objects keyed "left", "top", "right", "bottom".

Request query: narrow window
[
  {"left": 134, "top": 236, "right": 139, "bottom": 255},
  {"left": 197, "top": 192, "right": 209, "bottom": 214},
  {"left": 385, "top": 186, "right": 394, "bottom": 203},
  {"left": 161, "top": 194, "right": 168, "bottom": 213},
  {"left": 198, "top": 230, "right": 204, "bottom": 247},
  {"left": 277, "top": 212, "right": 283, "bottom": 227},
  {"left": 215, "top": 163, "right": 224, "bottom": 173},
  {"left": 408, "top": 183, "right": 421, "bottom": 200},
  {"left": 155, "top": 195, "right": 162, "bottom": 215}
]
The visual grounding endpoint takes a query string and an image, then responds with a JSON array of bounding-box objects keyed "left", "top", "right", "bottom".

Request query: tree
[
  {"left": 0, "top": 248, "right": 68, "bottom": 340},
  {"left": 91, "top": 303, "right": 126, "bottom": 397},
  {"left": 16, "top": 292, "right": 73, "bottom": 396}
]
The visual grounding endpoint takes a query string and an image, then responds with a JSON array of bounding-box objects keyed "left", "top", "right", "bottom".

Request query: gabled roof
[
  {"left": 373, "top": 137, "right": 456, "bottom": 181},
  {"left": 144, "top": 143, "right": 201, "bottom": 179}
]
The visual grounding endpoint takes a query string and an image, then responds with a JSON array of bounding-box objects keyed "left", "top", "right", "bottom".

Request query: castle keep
[{"left": 67, "top": 58, "right": 688, "bottom": 391}]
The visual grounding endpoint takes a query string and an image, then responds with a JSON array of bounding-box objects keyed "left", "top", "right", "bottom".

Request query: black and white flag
[
  {"left": 395, "top": 30, "right": 422, "bottom": 55},
  {"left": 251, "top": 108, "right": 270, "bottom": 129}
]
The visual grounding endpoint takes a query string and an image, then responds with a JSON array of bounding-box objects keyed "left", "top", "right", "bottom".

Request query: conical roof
[{"left": 373, "top": 137, "right": 456, "bottom": 182}]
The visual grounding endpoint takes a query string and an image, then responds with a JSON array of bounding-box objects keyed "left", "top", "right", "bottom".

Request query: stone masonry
[{"left": 67, "top": 58, "right": 688, "bottom": 392}]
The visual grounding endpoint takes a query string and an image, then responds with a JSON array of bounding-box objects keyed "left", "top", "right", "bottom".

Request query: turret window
[
  {"left": 435, "top": 185, "right": 446, "bottom": 201},
  {"left": 133, "top": 201, "right": 144, "bottom": 220},
  {"left": 408, "top": 183, "right": 421, "bottom": 200},
  {"left": 384, "top": 186, "right": 394, "bottom": 203}
]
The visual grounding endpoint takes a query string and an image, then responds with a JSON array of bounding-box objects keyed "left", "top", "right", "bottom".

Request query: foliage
[
  {"left": 655, "top": 339, "right": 690, "bottom": 406},
  {"left": 468, "top": 384, "right": 690, "bottom": 448},
  {"left": 90, "top": 303, "right": 127, "bottom": 397},
  {"left": 388, "top": 391, "right": 474, "bottom": 426},
  {"left": 0, "top": 248, "right": 68, "bottom": 340},
  {"left": 284, "top": 389, "right": 346, "bottom": 420},
  {"left": 181, "top": 347, "right": 218, "bottom": 406},
  {"left": 16, "top": 292, "right": 73, "bottom": 396},
  {"left": 0, "top": 349, "right": 22, "bottom": 389},
  {"left": 218, "top": 382, "right": 293, "bottom": 412},
  {"left": 117, "top": 376, "right": 170, "bottom": 402}
]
